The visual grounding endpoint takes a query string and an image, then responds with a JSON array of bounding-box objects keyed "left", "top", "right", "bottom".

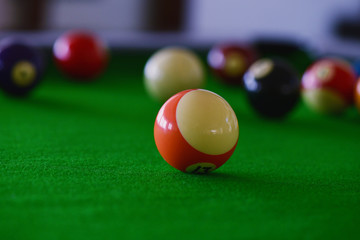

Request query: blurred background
[{"left": 0, "top": 0, "right": 360, "bottom": 56}]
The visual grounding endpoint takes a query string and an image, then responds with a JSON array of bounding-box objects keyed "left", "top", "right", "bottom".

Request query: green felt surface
[{"left": 1, "top": 51, "right": 360, "bottom": 240}]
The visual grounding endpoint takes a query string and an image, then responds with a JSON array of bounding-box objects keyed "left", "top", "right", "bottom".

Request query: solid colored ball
[
  {"left": 352, "top": 59, "right": 360, "bottom": 78},
  {"left": 53, "top": 31, "right": 108, "bottom": 80},
  {"left": 154, "top": 89, "right": 239, "bottom": 174},
  {"left": 354, "top": 78, "right": 360, "bottom": 112},
  {"left": 144, "top": 47, "right": 205, "bottom": 102},
  {"left": 0, "top": 39, "right": 43, "bottom": 96},
  {"left": 252, "top": 38, "right": 314, "bottom": 75},
  {"left": 301, "top": 58, "right": 357, "bottom": 115},
  {"left": 243, "top": 58, "right": 300, "bottom": 118},
  {"left": 208, "top": 43, "right": 257, "bottom": 85}
]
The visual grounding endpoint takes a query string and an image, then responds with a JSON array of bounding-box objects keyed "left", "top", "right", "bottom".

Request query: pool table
[{"left": 1, "top": 49, "right": 359, "bottom": 240}]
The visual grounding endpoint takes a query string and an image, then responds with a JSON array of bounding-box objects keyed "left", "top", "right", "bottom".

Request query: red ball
[
  {"left": 301, "top": 58, "right": 357, "bottom": 114},
  {"left": 355, "top": 78, "right": 360, "bottom": 112},
  {"left": 208, "top": 43, "right": 257, "bottom": 85},
  {"left": 154, "top": 89, "right": 239, "bottom": 174},
  {"left": 53, "top": 31, "right": 108, "bottom": 80}
]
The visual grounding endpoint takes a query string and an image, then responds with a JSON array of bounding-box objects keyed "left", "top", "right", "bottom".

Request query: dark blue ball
[
  {"left": 0, "top": 38, "right": 43, "bottom": 96},
  {"left": 352, "top": 59, "right": 360, "bottom": 78}
]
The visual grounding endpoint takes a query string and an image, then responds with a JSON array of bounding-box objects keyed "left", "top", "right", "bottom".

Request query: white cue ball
[{"left": 144, "top": 47, "right": 205, "bottom": 102}]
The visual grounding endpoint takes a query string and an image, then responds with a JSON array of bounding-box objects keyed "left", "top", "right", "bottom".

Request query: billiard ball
[
  {"left": 354, "top": 78, "right": 360, "bottom": 112},
  {"left": 53, "top": 31, "right": 108, "bottom": 80},
  {"left": 154, "top": 89, "right": 238, "bottom": 173},
  {"left": 243, "top": 58, "right": 300, "bottom": 118},
  {"left": 144, "top": 47, "right": 205, "bottom": 102},
  {"left": 301, "top": 58, "right": 357, "bottom": 115},
  {"left": 253, "top": 38, "right": 314, "bottom": 75},
  {"left": 352, "top": 59, "right": 360, "bottom": 78},
  {"left": 0, "top": 39, "right": 43, "bottom": 96},
  {"left": 207, "top": 43, "right": 257, "bottom": 85}
]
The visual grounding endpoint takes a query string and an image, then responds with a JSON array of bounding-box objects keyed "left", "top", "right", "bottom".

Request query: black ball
[
  {"left": 243, "top": 58, "right": 300, "bottom": 118},
  {"left": 0, "top": 39, "right": 43, "bottom": 96}
]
